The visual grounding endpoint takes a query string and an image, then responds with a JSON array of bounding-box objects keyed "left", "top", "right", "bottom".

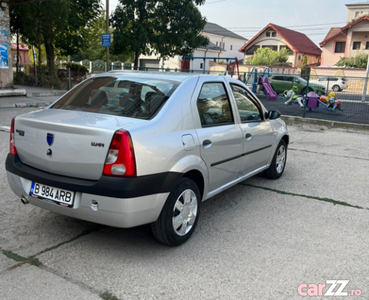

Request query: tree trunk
[
  {"left": 44, "top": 39, "right": 55, "bottom": 75},
  {"left": 134, "top": 52, "right": 139, "bottom": 70}
]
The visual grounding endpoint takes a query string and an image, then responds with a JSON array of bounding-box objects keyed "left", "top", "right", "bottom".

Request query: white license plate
[{"left": 30, "top": 182, "right": 75, "bottom": 207}]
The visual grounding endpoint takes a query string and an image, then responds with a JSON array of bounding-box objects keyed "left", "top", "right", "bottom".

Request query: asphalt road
[{"left": 1, "top": 106, "right": 369, "bottom": 299}]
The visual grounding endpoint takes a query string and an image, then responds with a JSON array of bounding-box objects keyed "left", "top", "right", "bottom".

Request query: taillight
[
  {"left": 10, "top": 117, "right": 18, "bottom": 156},
  {"left": 103, "top": 130, "right": 136, "bottom": 177}
]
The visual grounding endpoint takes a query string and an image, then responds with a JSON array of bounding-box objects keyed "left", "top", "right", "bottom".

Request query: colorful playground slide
[{"left": 261, "top": 77, "right": 277, "bottom": 100}]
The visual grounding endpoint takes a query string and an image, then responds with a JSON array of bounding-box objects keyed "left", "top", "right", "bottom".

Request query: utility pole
[{"left": 105, "top": 0, "right": 109, "bottom": 72}]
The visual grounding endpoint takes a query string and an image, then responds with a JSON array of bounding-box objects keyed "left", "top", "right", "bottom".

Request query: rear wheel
[
  {"left": 151, "top": 178, "right": 200, "bottom": 246},
  {"left": 264, "top": 140, "right": 287, "bottom": 179},
  {"left": 332, "top": 85, "right": 340, "bottom": 92}
]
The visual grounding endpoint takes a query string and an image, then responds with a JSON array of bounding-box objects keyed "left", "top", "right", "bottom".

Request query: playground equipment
[
  {"left": 257, "top": 68, "right": 277, "bottom": 100},
  {"left": 282, "top": 86, "right": 304, "bottom": 107},
  {"left": 282, "top": 89, "right": 343, "bottom": 112}
]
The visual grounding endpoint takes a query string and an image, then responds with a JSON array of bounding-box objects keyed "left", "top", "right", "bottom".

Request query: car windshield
[{"left": 51, "top": 76, "right": 180, "bottom": 119}]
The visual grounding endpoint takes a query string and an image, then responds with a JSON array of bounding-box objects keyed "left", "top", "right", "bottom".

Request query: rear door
[{"left": 195, "top": 81, "right": 244, "bottom": 192}]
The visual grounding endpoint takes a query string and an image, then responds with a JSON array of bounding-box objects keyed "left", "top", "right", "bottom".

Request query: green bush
[
  {"left": 63, "top": 62, "right": 88, "bottom": 76},
  {"left": 335, "top": 53, "right": 368, "bottom": 68}
]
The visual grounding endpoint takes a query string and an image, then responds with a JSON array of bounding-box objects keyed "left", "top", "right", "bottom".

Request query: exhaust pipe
[{"left": 21, "top": 196, "right": 29, "bottom": 205}]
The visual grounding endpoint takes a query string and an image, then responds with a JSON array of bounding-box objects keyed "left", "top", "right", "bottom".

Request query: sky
[{"left": 105, "top": 0, "right": 365, "bottom": 46}]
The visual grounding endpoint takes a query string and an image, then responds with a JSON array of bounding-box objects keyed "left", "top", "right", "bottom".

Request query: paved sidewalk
[{"left": 0, "top": 85, "right": 67, "bottom": 109}]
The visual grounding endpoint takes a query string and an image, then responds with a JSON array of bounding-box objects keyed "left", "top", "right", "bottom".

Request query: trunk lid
[{"left": 14, "top": 109, "right": 143, "bottom": 180}]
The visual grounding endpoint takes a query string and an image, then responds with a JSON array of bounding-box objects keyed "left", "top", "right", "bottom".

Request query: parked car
[
  {"left": 310, "top": 76, "right": 348, "bottom": 92},
  {"left": 6, "top": 71, "right": 289, "bottom": 246},
  {"left": 268, "top": 74, "right": 326, "bottom": 95}
]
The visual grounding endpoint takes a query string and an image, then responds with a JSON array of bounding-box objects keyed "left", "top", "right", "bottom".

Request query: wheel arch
[{"left": 182, "top": 170, "right": 205, "bottom": 201}]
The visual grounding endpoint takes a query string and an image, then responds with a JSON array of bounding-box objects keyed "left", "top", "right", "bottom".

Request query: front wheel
[
  {"left": 264, "top": 140, "right": 287, "bottom": 179},
  {"left": 151, "top": 178, "right": 200, "bottom": 246}
]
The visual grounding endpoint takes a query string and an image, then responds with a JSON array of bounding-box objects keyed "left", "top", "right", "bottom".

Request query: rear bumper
[
  {"left": 5, "top": 154, "right": 181, "bottom": 227},
  {"left": 6, "top": 154, "right": 181, "bottom": 198},
  {"left": 7, "top": 171, "right": 169, "bottom": 228}
]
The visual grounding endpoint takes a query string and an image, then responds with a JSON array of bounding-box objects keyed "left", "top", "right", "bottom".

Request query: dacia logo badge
[{"left": 47, "top": 133, "right": 54, "bottom": 146}]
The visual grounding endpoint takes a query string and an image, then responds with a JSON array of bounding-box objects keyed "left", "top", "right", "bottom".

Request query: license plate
[{"left": 30, "top": 182, "right": 75, "bottom": 207}]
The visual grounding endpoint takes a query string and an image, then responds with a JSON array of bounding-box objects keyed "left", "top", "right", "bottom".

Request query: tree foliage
[
  {"left": 111, "top": 0, "right": 208, "bottom": 67},
  {"left": 245, "top": 48, "right": 290, "bottom": 66},
  {"left": 335, "top": 53, "right": 368, "bottom": 68},
  {"left": 10, "top": 0, "right": 101, "bottom": 74}
]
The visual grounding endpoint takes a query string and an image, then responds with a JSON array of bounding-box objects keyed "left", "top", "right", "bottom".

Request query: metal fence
[{"left": 251, "top": 74, "right": 369, "bottom": 126}]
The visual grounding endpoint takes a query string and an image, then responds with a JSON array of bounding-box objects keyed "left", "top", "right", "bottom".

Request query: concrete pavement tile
[
  {"left": 246, "top": 129, "right": 369, "bottom": 208},
  {"left": 0, "top": 264, "right": 101, "bottom": 300},
  {"left": 37, "top": 189, "right": 369, "bottom": 299}
]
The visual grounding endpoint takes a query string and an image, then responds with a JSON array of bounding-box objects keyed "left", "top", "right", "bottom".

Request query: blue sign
[{"left": 101, "top": 33, "right": 111, "bottom": 47}]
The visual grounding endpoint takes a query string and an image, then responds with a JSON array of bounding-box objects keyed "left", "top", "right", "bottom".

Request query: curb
[
  {"left": 282, "top": 115, "right": 369, "bottom": 132},
  {"left": 0, "top": 89, "right": 27, "bottom": 97},
  {"left": 0, "top": 102, "right": 52, "bottom": 109},
  {"left": 0, "top": 126, "right": 10, "bottom": 133},
  {"left": 26, "top": 91, "right": 66, "bottom": 97}
]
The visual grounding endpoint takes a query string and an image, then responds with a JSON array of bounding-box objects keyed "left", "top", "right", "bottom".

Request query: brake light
[
  {"left": 9, "top": 117, "right": 18, "bottom": 156},
  {"left": 103, "top": 130, "right": 136, "bottom": 177}
]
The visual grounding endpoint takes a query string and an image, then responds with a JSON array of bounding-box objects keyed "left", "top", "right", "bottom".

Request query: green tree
[
  {"left": 71, "top": 11, "right": 134, "bottom": 62},
  {"left": 301, "top": 56, "right": 308, "bottom": 74},
  {"left": 10, "top": 0, "right": 101, "bottom": 75},
  {"left": 246, "top": 48, "right": 290, "bottom": 66},
  {"left": 111, "top": 0, "right": 208, "bottom": 68}
]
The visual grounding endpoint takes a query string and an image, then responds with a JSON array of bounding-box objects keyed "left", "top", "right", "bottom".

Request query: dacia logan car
[{"left": 6, "top": 71, "right": 289, "bottom": 246}]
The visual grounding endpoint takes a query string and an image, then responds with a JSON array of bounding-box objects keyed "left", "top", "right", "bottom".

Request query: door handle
[
  {"left": 245, "top": 133, "right": 252, "bottom": 140},
  {"left": 203, "top": 139, "right": 212, "bottom": 147}
]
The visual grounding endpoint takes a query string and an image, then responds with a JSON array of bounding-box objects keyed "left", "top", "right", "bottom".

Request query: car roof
[{"left": 92, "top": 70, "right": 241, "bottom": 83}]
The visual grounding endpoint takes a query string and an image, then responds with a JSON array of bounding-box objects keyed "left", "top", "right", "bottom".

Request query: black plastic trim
[
  {"left": 5, "top": 154, "right": 182, "bottom": 198},
  {"left": 211, "top": 145, "right": 272, "bottom": 167}
]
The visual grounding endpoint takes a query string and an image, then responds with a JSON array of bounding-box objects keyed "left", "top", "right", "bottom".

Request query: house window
[
  {"left": 366, "top": 42, "right": 369, "bottom": 49},
  {"left": 353, "top": 41, "right": 361, "bottom": 50},
  {"left": 216, "top": 41, "right": 218, "bottom": 46},
  {"left": 223, "top": 43, "right": 225, "bottom": 49},
  {"left": 334, "top": 42, "right": 346, "bottom": 53},
  {"left": 13, "top": 54, "right": 17, "bottom": 61},
  {"left": 230, "top": 45, "right": 233, "bottom": 50},
  {"left": 262, "top": 45, "right": 278, "bottom": 51},
  {"left": 200, "top": 63, "right": 203, "bottom": 69},
  {"left": 266, "top": 30, "right": 276, "bottom": 37}
]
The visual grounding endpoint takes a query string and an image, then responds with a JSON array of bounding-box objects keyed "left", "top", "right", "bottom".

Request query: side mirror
[{"left": 266, "top": 110, "right": 281, "bottom": 120}]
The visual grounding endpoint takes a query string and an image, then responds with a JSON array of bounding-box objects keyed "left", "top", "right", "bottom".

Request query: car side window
[
  {"left": 197, "top": 82, "right": 234, "bottom": 127},
  {"left": 230, "top": 84, "right": 262, "bottom": 123}
]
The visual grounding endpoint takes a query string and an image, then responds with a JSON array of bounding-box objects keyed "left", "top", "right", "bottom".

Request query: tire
[
  {"left": 151, "top": 178, "right": 200, "bottom": 246},
  {"left": 332, "top": 85, "right": 340, "bottom": 92},
  {"left": 264, "top": 139, "right": 287, "bottom": 179}
]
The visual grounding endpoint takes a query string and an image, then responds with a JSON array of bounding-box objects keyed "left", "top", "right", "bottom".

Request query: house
[
  {"left": 319, "top": 15, "right": 369, "bottom": 66},
  {"left": 138, "top": 22, "right": 247, "bottom": 71},
  {"left": 238, "top": 23, "right": 322, "bottom": 68},
  {"left": 11, "top": 44, "right": 31, "bottom": 68},
  {"left": 346, "top": 1, "right": 369, "bottom": 22}
]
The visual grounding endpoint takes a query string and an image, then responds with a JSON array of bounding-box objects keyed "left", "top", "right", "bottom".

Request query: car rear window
[{"left": 51, "top": 76, "right": 180, "bottom": 119}]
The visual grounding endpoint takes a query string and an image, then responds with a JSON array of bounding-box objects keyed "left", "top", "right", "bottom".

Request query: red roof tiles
[{"left": 239, "top": 23, "right": 321, "bottom": 56}]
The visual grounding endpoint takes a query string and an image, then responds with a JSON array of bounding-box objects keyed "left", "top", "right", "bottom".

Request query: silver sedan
[{"left": 6, "top": 71, "right": 288, "bottom": 246}]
